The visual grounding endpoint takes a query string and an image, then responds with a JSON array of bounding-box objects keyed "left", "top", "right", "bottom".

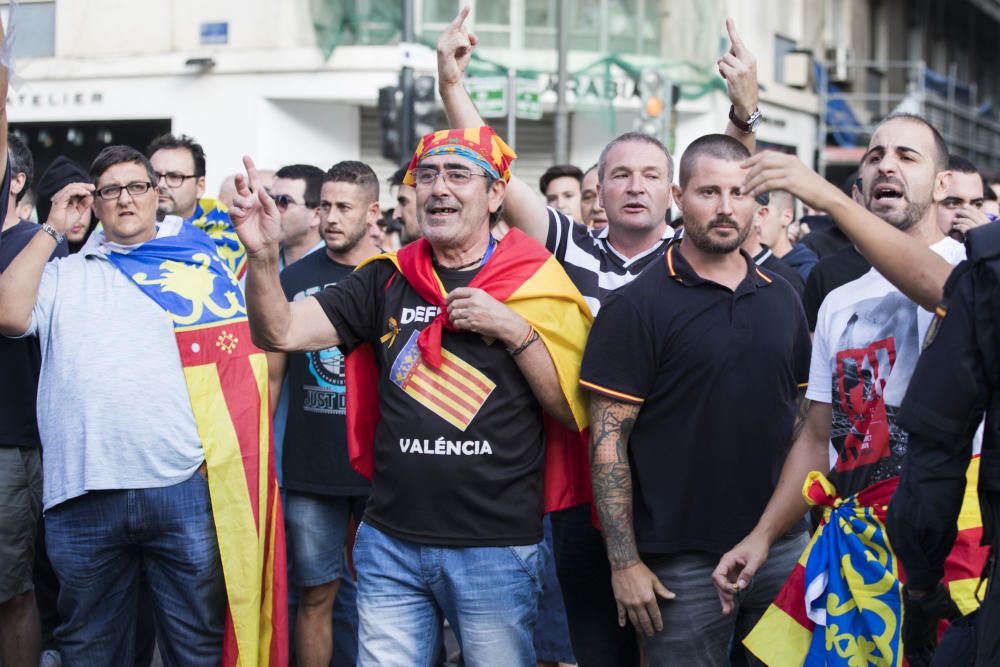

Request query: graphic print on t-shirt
[
  {"left": 389, "top": 330, "right": 495, "bottom": 431},
  {"left": 304, "top": 346, "right": 346, "bottom": 414},
  {"left": 829, "top": 292, "right": 918, "bottom": 492}
]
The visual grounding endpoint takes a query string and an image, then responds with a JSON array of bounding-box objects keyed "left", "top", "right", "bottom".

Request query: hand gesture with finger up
[
  {"left": 229, "top": 156, "right": 281, "bottom": 259},
  {"left": 718, "top": 18, "right": 759, "bottom": 120}
]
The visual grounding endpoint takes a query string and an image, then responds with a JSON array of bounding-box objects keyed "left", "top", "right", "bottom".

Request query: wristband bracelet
[
  {"left": 40, "top": 223, "right": 65, "bottom": 245},
  {"left": 508, "top": 326, "right": 539, "bottom": 357}
]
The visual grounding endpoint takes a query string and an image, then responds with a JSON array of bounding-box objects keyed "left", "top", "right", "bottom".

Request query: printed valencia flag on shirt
[
  {"left": 744, "top": 464, "right": 987, "bottom": 666},
  {"left": 344, "top": 227, "right": 594, "bottom": 512},
  {"left": 106, "top": 221, "right": 286, "bottom": 667}
]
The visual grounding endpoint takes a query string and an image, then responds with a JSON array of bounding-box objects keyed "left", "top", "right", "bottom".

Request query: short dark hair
[
  {"left": 90, "top": 145, "right": 158, "bottom": 185},
  {"left": 878, "top": 113, "right": 949, "bottom": 173},
  {"left": 539, "top": 164, "right": 583, "bottom": 194},
  {"left": 947, "top": 155, "right": 979, "bottom": 175},
  {"left": 983, "top": 176, "right": 997, "bottom": 202},
  {"left": 389, "top": 166, "right": 408, "bottom": 188},
  {"left": 598, "top": 131, "right": 674, "bottom": 183},
  {"left": 275, "top": 164, "right": 326, "bottom": 208},
  {"left": 146, "top": 133, "right": 207, "bottom": 177},
  {"left": 678, "top": 134, "right": 751, "bottom": 189},
  {"left": 326, "top": 160, "right": 379, "bottom": 203},
  {"left": 7, "top": 133, "right": 33, "bottom": 204}
]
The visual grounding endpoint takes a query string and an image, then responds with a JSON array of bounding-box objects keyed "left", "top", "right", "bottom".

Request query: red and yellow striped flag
[{"left": 107, "top": 222, "right": 286, "bottom": 667}]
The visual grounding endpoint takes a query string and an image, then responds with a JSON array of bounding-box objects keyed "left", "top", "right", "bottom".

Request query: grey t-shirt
[{"left": 20, "top": 223, "right": 203, "bottom": 510}]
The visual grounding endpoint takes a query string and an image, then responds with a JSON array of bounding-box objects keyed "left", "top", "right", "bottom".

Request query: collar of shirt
[
  {"left": 594, "top": 223, "right": 675, "bottom": 268},
  {"left": 752, "top": 245, "right": 774, "bottom": 266},
  {"left": 663, "top": 238, "right": 775, "bottom": 292},
  {"left": 80, "top": 215, "right": 184, "bottom": 258}
]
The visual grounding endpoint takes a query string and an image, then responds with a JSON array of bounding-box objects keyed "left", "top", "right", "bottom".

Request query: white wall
[{"left": 54, "top": 0, "right": 315, "bottom": 58}]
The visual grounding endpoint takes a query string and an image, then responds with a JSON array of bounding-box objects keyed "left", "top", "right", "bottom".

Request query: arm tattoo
[
  {"left": 590, "top": 394, "right": 642, "bottom": 571},
  {"left": 792, "top": 388, "right": 810, "bottom": 443}
]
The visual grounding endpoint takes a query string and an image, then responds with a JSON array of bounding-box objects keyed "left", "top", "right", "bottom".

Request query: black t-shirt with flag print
[{"left": 314, "top": 259, "right": 546, "bottom": 547}]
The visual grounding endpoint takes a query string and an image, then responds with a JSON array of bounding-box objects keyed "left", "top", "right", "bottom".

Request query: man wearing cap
[{"left": 233, "top": 125, "right": 593, "bottom": 666}]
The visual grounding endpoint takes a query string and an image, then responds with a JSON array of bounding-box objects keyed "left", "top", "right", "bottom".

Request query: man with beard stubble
[{"left": 579, "top": 134, "right": 811, "bottom": 666}]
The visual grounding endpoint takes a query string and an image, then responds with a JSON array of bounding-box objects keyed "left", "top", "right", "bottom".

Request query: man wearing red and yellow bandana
[{"left": 234, "top": 127, "right": 592, "bottom": 666}]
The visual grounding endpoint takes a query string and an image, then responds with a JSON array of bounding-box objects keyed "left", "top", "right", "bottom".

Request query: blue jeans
[
  {"left": 354, "top": 521, "right": 542, "bottom": 667},
  {"left": 44, "top": 472, "right": 225, "bottom": 667}
]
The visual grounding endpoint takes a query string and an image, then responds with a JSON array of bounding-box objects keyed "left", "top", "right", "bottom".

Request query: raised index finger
[
  {"left": 451, "top": 4, "right": 471, "bottom": 30},
  {"left": 726, "top": 18, "right": 746, "bottom": 53}
]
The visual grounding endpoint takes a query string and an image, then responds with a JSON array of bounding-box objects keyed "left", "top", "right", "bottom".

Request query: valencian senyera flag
[
  {"left": 188, "top": 197, "right": 248, "bottom": 280},
  {"left": 344, "top": 228, "right": 595, "bottom": 512},
  {"left": 106, "top": 221, "right": 287, "bottom": 667},
  {"left": 744, "top": 465, "right": 988, "bottom": 666}
]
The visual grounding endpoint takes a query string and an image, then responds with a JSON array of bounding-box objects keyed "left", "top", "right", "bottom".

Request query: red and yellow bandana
[{"left": 403, "top": 126, "right": 517, "bottom": 186}]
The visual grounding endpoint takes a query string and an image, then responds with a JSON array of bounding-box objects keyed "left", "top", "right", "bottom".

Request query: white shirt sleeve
[{"left": 805, "top": 294, "right": 834, "bottom": 404}]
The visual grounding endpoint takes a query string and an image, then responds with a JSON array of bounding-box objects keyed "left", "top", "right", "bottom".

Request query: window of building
[
  {"left": 1, "top": 1, "right": 55, "bottom": 58},
  {"left": 774, "top": 34, "right": 797, "bottom": 84},
  {"left": 520, "top": 0, "right": 660, "bottom": 55}
]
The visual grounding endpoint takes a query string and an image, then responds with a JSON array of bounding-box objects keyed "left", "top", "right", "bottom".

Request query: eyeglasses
[
  {"left": 155, "top": 171, "right": 198, "bottom": 188},
  {"left": 412, "top": 168, "right": 489, "bottom": 187},
  {"left": 273, "top": 194, "right": 316, "bottom": 212},
  {"left": 95, "top": 181, "right": 155, "bottom": 201}
]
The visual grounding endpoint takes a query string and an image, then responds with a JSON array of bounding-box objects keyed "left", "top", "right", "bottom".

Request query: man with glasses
[
  {"left": 271, "top": 164, "right": 326, "bottom": 270},
  {"left": 232, "top": 126, "right": 592, "bottom": 666},
  {"left": 148, "top": 133, "right": 248, "bottom": 279},
  {"left": 0, "top": 145, "right": 287, "bottom": 666}
]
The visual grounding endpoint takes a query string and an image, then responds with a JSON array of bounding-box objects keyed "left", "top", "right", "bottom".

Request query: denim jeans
[
  {"left": 44, "top": 472, "right": 225, "bottom": 667},
  {"left": 353, "top": 521, "right": 542, "bottom": 667}
]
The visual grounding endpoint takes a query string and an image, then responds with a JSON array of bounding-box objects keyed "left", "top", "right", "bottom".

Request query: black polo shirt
[{"left": 579, "top": 239, "right": 812, "bottom": 555}]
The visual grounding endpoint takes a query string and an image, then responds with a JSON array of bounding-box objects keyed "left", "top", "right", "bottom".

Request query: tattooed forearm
[
  {"left": 590, "top": 394, "right": 642, "bottom": 571},
  {"left": 791, "top": 389, "right": 810, "bottom": 443}
]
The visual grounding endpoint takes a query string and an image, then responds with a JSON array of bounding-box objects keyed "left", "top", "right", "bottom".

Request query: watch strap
[{"left": 40, "top": 223, "right": 65, "bottom": 245}]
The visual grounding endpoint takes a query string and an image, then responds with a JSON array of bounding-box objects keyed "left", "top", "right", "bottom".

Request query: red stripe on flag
[
  {"left": 411, "top": 366, "right": 481, "bottom": 413},
  {"left": 943, "top": 527, "right": 986, "bottom": 583},
  {"left": 216, "top": 353, "right": 264, "bottom": 526},
  {"left": 439, "top": 355, "right": 493, "bottom": 394},
  {"left": 771, "top": 563, "right": 816, "bottom": 632},
  {"left": 405, "top": 380, "right": 473, "bottom": 425}
]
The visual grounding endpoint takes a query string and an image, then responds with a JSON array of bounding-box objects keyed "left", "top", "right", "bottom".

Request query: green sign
[
  {"left": 515, "top": 78, "right": 542, "bottom": 120},
  {"left": 465, "top": 77, "right": 507, "bottom": 118}
]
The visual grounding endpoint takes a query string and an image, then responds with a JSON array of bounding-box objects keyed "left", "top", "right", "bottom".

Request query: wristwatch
[
  {"left": 729, "top": 105, "right": 762, "bottom": 134},
  {"left": 40, "top": 223, "right": 65, "bottom": 245}
]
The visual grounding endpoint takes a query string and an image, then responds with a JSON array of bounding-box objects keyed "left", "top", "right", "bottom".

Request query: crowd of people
[{"left": 3, "top": 6, "right": 1000, "bottom": 667}]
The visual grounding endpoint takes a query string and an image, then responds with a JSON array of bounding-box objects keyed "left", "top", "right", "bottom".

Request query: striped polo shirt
[{"left": 544, "top": 207, "right": 674, "bottom": 315}]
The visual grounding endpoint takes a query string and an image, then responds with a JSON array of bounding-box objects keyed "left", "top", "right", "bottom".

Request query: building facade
[{"left": 6, "top": 0, "right": 999, "bottom": 209}]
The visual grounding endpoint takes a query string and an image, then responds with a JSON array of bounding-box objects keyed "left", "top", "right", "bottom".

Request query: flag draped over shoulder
[
  {"left": 344, "top": 228, "right": 594, "bottom": 512},
  {"left": 188, "top": 197, "right": 248, "bottom": 280},
  {"left": 106, "top": 221, "right": 287, "bottom": 667},
  {"left": 744, "top": 465, "right": 988, "bottom": 666}
]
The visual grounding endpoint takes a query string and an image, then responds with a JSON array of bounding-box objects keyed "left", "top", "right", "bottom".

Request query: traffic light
[
  {"left": 378, "top": 85, "right": 401, "bottom": 162},
  {"left": 413, "top": 75, "right": 437, "bottom": 142},
  {"left": 635, "top": 68, "right": 678, "bottom": 140}
]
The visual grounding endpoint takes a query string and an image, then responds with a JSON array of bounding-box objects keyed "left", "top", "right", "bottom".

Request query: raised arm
[
  {"left": 719, "top": 18, "right": 758, "bottom": 154},
  {"left": 437, "top": 6, "right": 550, "bottom": 244},
  {"left": 0, "top": 183, "right": 92, "bottom": 336},
  {"left": 231, "top": 156, "right": 340, "bottom": 352},
  {"left": 742, "top": 151, "right": 953, "bottom": 309}
]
